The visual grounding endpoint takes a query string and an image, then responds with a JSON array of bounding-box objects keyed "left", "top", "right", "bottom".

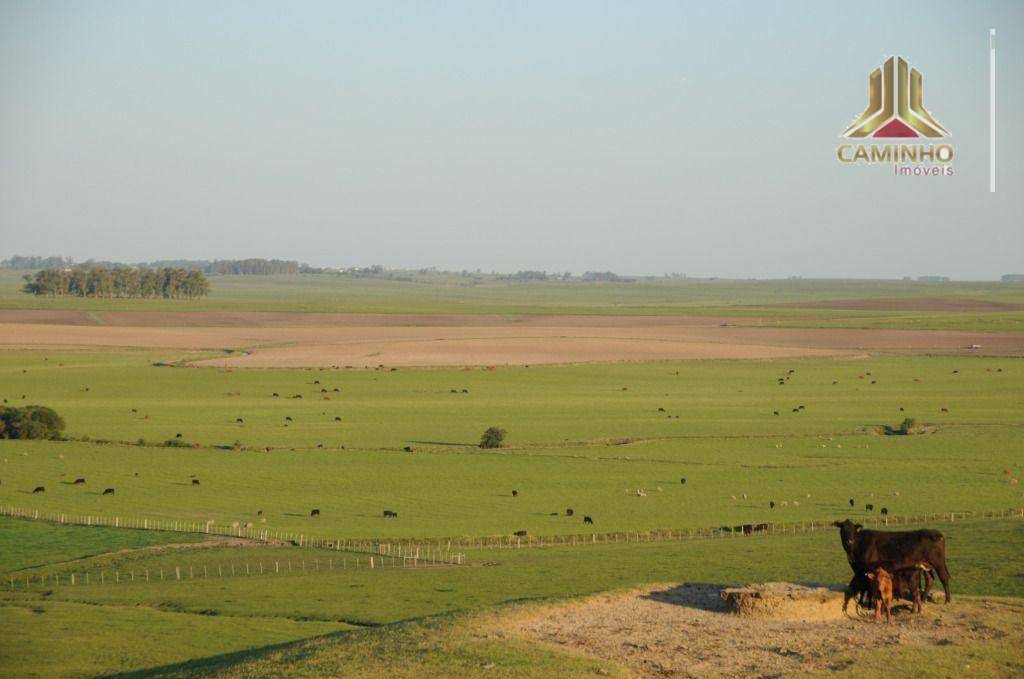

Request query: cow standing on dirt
[{"left": 833, "top": 519, "right": 950, "bottom": 611}]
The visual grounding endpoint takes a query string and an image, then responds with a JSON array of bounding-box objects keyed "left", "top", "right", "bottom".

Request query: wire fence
[
  {"left": 0, "top": 505, "right": 464, "bottom": 564},
  {"left": 6, "top": 551, "right": 454, "bottom": 592},
  {"left": 3, "top": 504, "right": 1022, "bottom": 561}
]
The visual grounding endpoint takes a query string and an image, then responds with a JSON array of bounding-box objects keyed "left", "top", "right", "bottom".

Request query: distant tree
[
  {"left": 479, "top": 426, "right": 507, "bottom": 449},
  {"left": 0, "top": 406, "right": 66, "bottom": 439}
]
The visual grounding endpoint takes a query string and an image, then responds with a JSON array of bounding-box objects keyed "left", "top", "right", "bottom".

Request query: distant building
[{"left": 1001, "top": 274, "right": 1024, "bottom": 282}]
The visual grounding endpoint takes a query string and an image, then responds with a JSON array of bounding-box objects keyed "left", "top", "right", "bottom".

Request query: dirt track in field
[
  {"left": 1, "top": 310, "right": 1021, "bottom": 367},
  {"left": 508, "top": 584, "right": 1023, "bottom": 677}
]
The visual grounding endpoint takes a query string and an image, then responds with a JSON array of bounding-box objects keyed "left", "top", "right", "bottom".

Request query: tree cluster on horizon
[{"left": 22, "top": 267, "right": 210, "bottom": 299}]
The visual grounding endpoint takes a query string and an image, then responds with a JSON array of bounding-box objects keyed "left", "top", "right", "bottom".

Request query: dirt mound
[
  {"left": 509, "top": 583, "right": 1021, "bottom": 677},
  {"left": 720, "top": 582, "right": 845, "bottom": 621}
]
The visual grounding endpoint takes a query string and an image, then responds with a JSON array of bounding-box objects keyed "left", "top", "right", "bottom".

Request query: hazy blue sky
[{"left": 1, "top": 1, "right": 1021, "bottom": 278}]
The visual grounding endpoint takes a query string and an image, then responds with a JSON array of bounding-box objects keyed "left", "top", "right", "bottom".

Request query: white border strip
[{"left": 990, "top": 29, "right": 996, "bottom": 193}]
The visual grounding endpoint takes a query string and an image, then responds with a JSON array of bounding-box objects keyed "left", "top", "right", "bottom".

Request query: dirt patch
[
  {"left": 772, "top": 297, "right": 1024, "bottom": 312},
  {"left": 508, "top": 583, "right": 1021, "bottom": 677},
  {"left": 1, "top": 319, "right": 1021, "bottom": 366}
]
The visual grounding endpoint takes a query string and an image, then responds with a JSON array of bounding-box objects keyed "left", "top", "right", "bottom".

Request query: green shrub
[
  {"left": 0, "top": 406, "right": 66, "bottom": 440},
  {"left": 479, "top": 426, "right": 506, "bottom": 449}
]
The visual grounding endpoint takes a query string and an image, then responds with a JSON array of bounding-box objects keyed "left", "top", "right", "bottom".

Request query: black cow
[
  {"left": 833, "top": 519, "right": 950, "bottom": 608},
  {"left": 310, "top": 509, "right": 320, "bottom": 517},
  {"left": 680, "top": 478, "right": 686, "bottom": 485},
  {"left": 514, "top": 530, "right": 528, "bottom": 537},
  {"left": 583, "top": 516, "right": 594, "bottom": 525},
  {"left": 753, "top": 523, "right": 769, "bottom": 532},
  {"left": 192, "top": 479, "right": 201, "bottom": 486},
  {"left": 383, "top": 510, "right": 398, "bottom": 518},
  {"left": 866, "top": 503, "right": 874, "bottom": 511},
  {"left": 32, "top": 486, "right": 45, "bottom": 493},
  {"left": 73, "top": 478, "right": 86, "bottom": 485},
  {"left": 102, "top": 488, "right": 115, "bottom": 495},
  {"left": 565, "top": 508, "right": 574, "bottom": 516},
  {"left": 511, "top": 490, "right": 518, "bottom": 497}
]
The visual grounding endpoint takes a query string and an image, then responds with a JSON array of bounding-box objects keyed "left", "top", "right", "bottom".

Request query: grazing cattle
[
  {"left": 583, "top": 516, "right": 594, "bottom": 525},
  {"left": 512, "top": 490, "right": 518, "bottom": 497},
  {"left": 753, "top": 523, "right": 769, "bottom": 532},
  {"left": 881, "top": 507, "right": 889, "bottom": 516},
  {"left": 314, "top": 380, "right": 320, "bottom": 385},
  {"left": 272, "top": 392, "right": 279, "bottom": 397},
  {"left": 285, "top": 416, "right": 293, "bottom": 421},
  {"left": 73, "top": 478, "right": 86, "bottom": 485},
  {"left": 680, "top": 478, "right": 686, "bottom": 485},
  {"left": 310, "top": 509, "right": 320, "bottom": 517},
  {"left": 257, "top": 510, "right": 263, "bottom": 516},
  {"left": 849, "top": 498, "right": 855, "bottom": 507},
  {"left": 657, "top": 407, "right": 665, "bottom": 412},
  {"left": 866, "top": 504, "right": 874, "bottom": 511},
  {"left": 192, "top": 479, "right": 201, "bottom": 486},
  {"left": 566, "top": 508, "right": 574, "bottom": 516},
  {"left": 334, "top": 416, "right": 342, "bottom": 421},
  {"left": 940, "top": 407, "right": 949, "bottom": 413},
  {"left": 833, "top": 519, "right": 950, "bottom": 604},
  {"left": 866, "top": 567, "right": 894, "bottom": 622},
  {"left": 32, "top": 486, "right": 45, "bottom": 493},
  {"left": 514, "top": 530, "right": 528, "bottom": 537},
  {"left": 403, "top": 446, "right": 413, "bottom": 452},
  {"left": 102, "top": 488, "right": 115, "bottom": 495},
  {"left": 769, "top": 501, "right": 775, "bottom": 509},
  {"left": 383, "top": 510, "right": 398, "bottom": 518},
  {"left": 773, "top": 411, "right": 779, "bottom": 416},
  {"left": 236, "top": 418, "right": 244, "bottom": 423}
]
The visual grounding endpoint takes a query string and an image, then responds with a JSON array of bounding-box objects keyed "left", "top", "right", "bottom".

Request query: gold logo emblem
[{"left": 843, "top": 56, "right": 948, "bottom": 138}]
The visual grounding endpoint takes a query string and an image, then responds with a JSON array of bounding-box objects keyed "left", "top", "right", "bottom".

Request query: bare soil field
[
  {"left": 772, "top": 297, "right": 1024, "bottom": 312},
  {"left": 509, "top": 583, "right": 1023, "bottom": 677},
  {"left": 1, "top": 315, "right": 1022, "bottom": 366}
]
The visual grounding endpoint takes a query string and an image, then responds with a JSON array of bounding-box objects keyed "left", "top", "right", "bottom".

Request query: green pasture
[
  {"left": 2, "top": 516, "right": 1022, "bottom": 677},
  {"left": 0, "top": 519, "right": 201, "bottom": 572},
  {"left": 1, "top": 351, "right": 1021, "bottom": 539},
  {"left": 2, "top": 270, "right": 1023, "bottom": 330}
]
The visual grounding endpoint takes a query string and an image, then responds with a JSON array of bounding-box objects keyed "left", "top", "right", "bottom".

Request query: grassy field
[
  {"left": 2, "top": 516, "right": 1022, "bottom": 676},
  {"left": 2, "top": 277, "right": 1022, "bottom": 676},
  {"left": 1, "top": 350, "right": 1021, "bottom": 539},
  {"left": 2, "top": 270, "right": 1023, "bottom": 329}
]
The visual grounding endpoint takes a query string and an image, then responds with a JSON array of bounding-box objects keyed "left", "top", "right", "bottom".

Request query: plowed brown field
[{"left": 2, "top": 310, "right": 1021, "bottom": 367}]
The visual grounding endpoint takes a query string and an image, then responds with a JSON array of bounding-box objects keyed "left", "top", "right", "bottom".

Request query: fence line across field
[
  {"left": 2, "top": 504, "right": 1021, "bottom": 557},
  {"left": 6, "top": 551, "right": 452, "bottom": 592}
]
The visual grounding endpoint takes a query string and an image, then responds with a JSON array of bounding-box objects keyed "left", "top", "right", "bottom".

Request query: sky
[{"left": 1, "top": 1, "right": 1022, "bottom": 279}]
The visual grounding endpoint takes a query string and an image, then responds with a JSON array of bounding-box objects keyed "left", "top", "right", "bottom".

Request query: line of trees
[{"left": 22, "top": 268, "right": 210, "bottom": 299}]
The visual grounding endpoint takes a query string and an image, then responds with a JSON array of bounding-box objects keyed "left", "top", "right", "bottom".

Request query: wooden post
[{"left": 175, "top": 567, "right": 180, "bottom": 581}]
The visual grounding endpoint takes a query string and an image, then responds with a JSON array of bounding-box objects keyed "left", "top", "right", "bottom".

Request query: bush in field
[
  {"left": 899, "top": 417, "right": 919, "bottom": 434},
  {"left": 479, "top": 426, "right": 506, "bottom": 449},
  {"left": 0, "top": 406, "right": 66, "bottom": 440}
]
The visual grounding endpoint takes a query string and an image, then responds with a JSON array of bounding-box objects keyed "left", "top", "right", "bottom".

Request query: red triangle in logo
[{"left": 873, "top": 118, "right": 918, "bottom": 138}]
